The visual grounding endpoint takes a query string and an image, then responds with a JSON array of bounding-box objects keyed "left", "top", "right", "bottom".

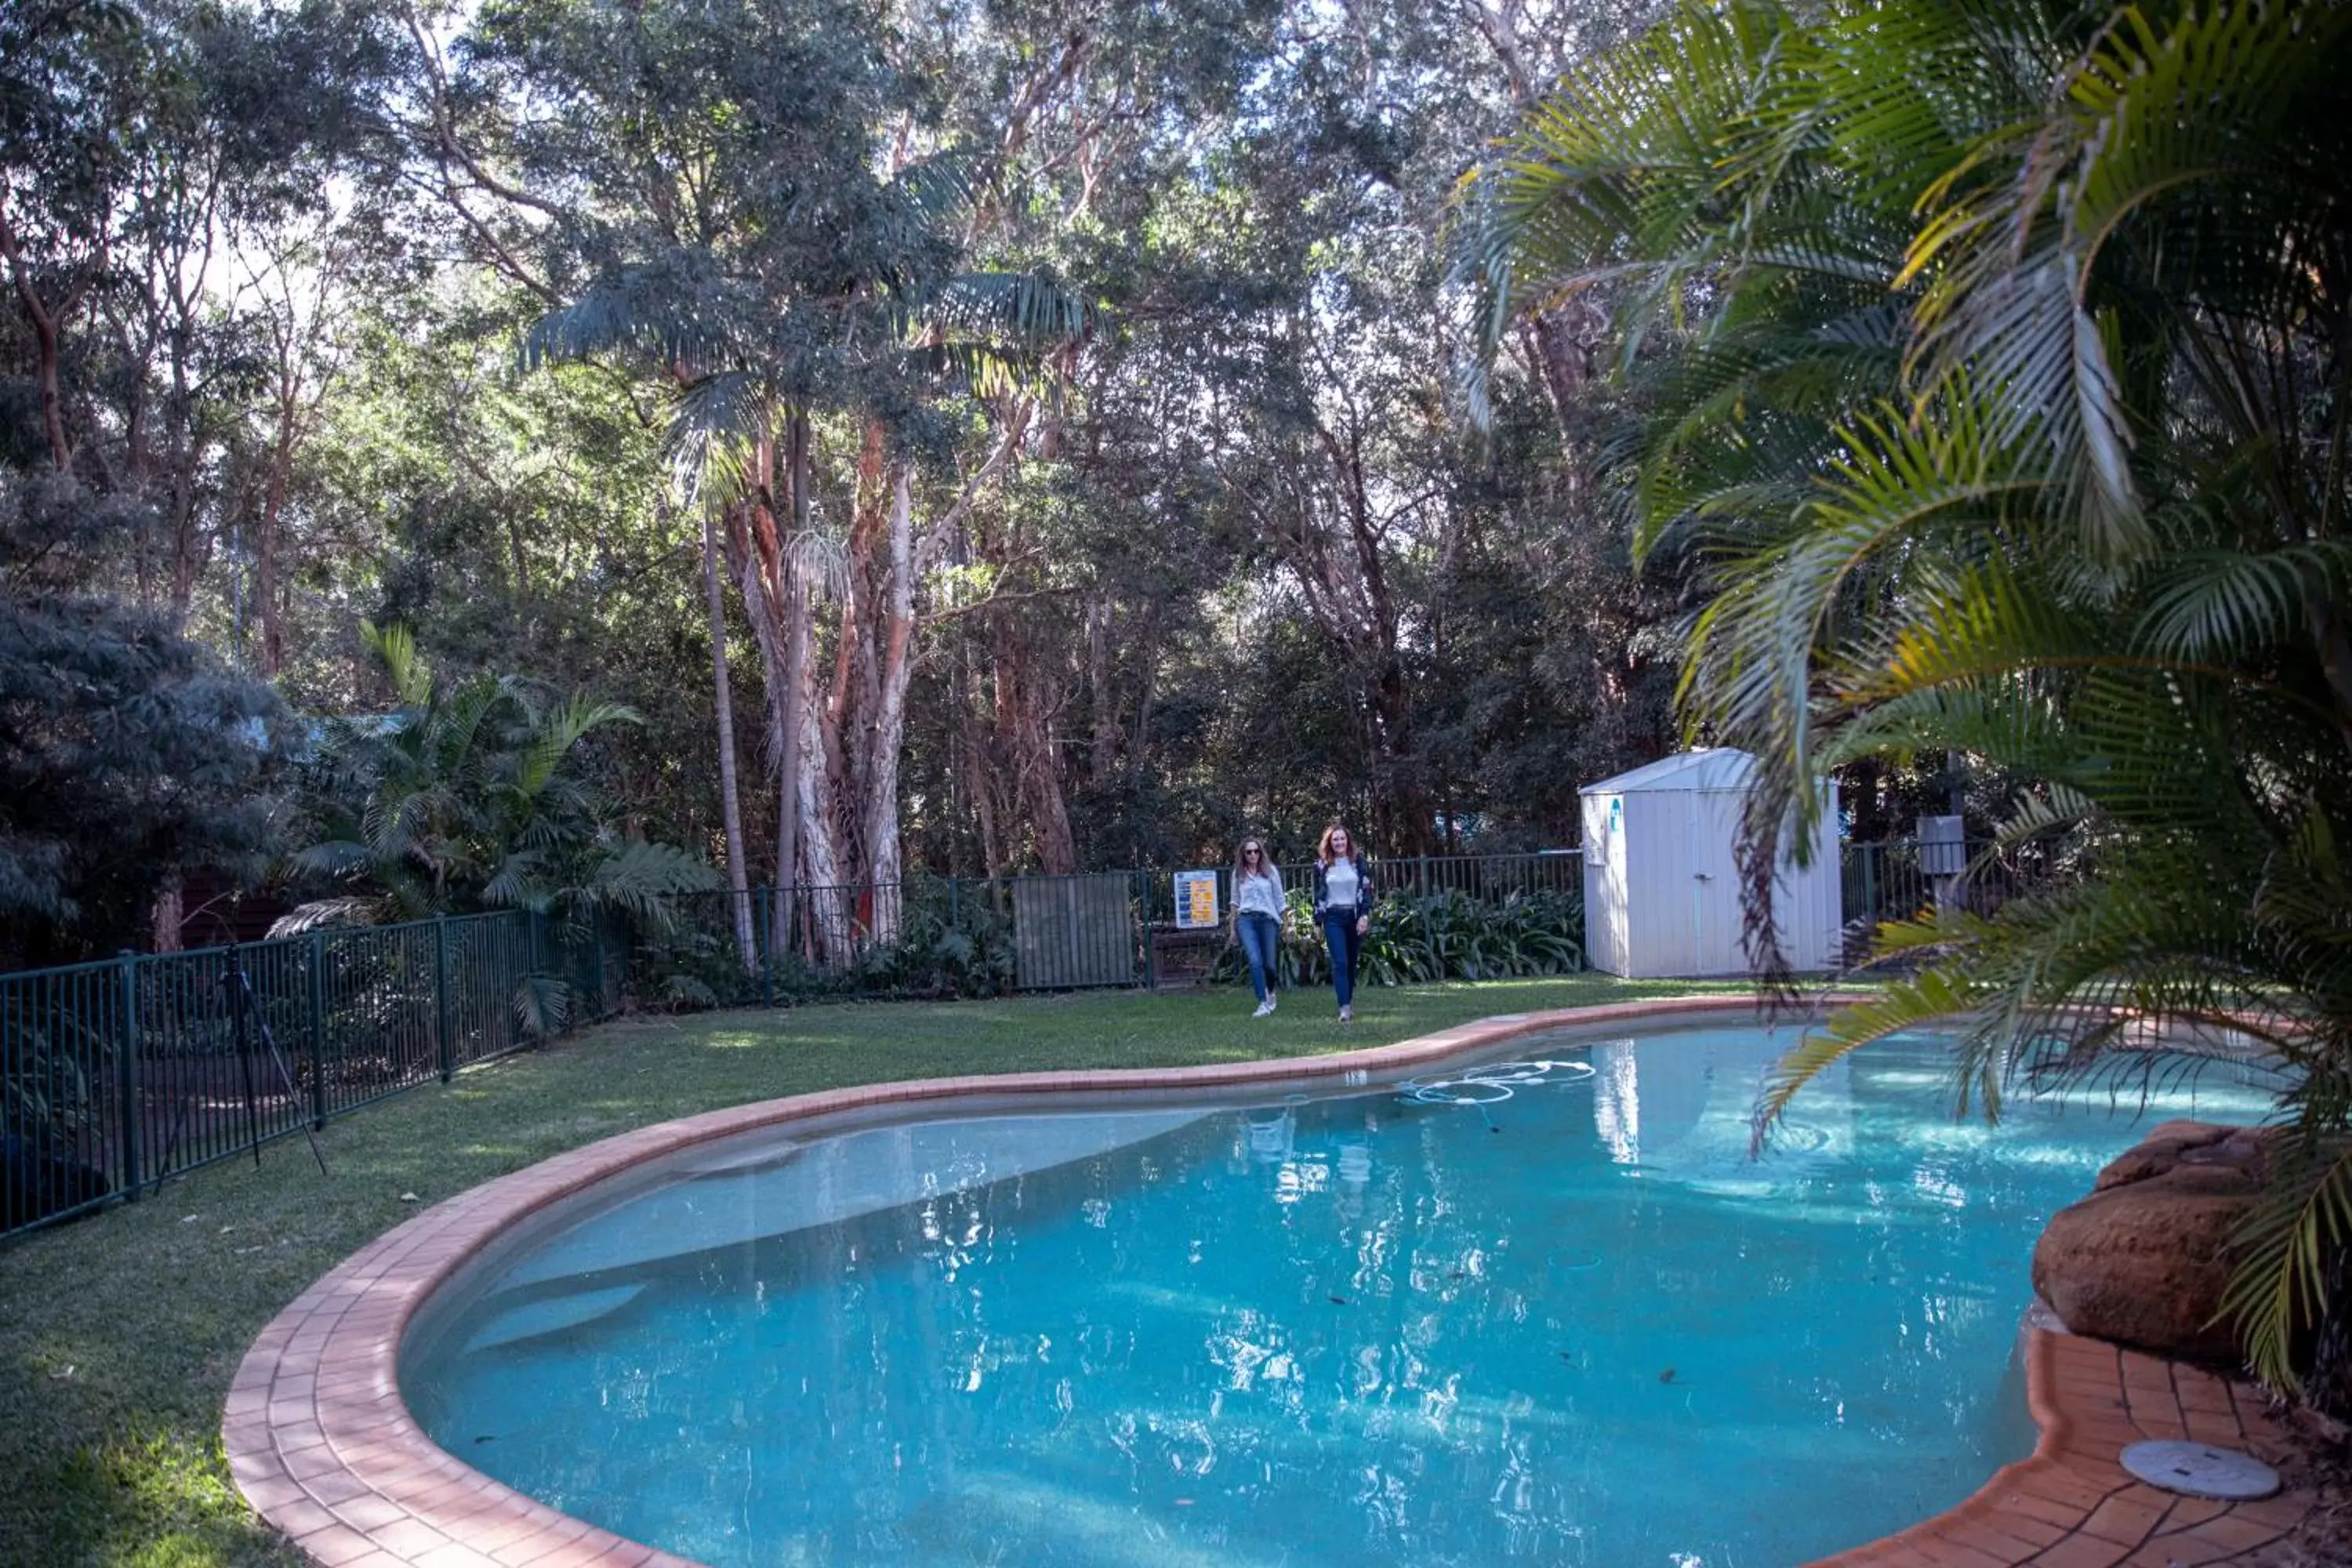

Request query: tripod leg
[
  {"left": 246, "top": 983, "right": 328, "bottom": 1176},
  {"left": 151, "top": 1084, "right": 191, "bottom": 1196},
  {"left": 267, "top": 1036, "right": 330, "bottom": 1178}
]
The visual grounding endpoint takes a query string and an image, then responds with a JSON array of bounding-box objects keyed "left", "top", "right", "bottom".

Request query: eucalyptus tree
[
  {"left": 433, "top": 0, "right": 1093, "bottom": 949},
  {"left": 1062, "top": 0, "right": 1677, "bottom": 857},
  {"left": 2, "top": 0, "right": 401, "bottom": 588},
  {"left": 2, "top": 0, "right": 405, "bottom": 950},
  {"left": 1472, "top": 0, "right": 2352, "bottom": 1403}
]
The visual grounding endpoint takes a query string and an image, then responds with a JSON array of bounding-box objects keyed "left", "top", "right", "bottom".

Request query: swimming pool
[{"left": 398, "top": 1022, "right": 2274, "bottom": 1566}]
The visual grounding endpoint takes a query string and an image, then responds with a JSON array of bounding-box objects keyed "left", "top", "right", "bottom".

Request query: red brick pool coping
[{"left": 224, "top": 995, "right": 2320, "bottom": 1568}]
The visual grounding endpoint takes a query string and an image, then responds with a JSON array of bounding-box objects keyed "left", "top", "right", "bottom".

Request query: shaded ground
[{"left": 0, "top": 975, "right": 1715, "bottom": 1568}]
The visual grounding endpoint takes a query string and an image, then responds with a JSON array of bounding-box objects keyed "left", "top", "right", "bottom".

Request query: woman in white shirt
[
  {"left": 1231, "top": 838, "right": 1284, "bottom": 1017},
  {"left": 1311, "top": 824, "right": 1375, "bottom": 1022}
]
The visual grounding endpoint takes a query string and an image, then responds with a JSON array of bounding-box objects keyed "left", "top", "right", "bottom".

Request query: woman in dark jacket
[{"left": 1312, "top": 823, "right": 1374, "bottom": 1022}]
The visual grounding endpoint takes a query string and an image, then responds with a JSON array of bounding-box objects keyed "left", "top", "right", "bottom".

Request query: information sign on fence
[{"left": 1173, "top": 869, "right": 1220, "bottom": 930}]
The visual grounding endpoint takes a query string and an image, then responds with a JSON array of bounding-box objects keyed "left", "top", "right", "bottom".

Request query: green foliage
[
  {"left": 630, "top": 880, "right": 1018, "bottom": 1007},
  {"left": 278, "top": 622, "right": 718, "bottom": 936},
  {"left": 1473, "top": 0, "right": 2352, "bottom": 1403},
  {"left": 0, "top": 476, "right": 284, "bottom": 962},
  {"left": 1216, "top": 888, "right": 1584, "bottom": 990},
  {"left": 0, "top": 999, "right": 106, "bottom": 1155}
]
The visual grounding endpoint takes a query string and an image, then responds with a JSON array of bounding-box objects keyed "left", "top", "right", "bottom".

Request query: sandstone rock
[{"left": 2032, "top": 1120, "right": 2268, "bottom": 1363}]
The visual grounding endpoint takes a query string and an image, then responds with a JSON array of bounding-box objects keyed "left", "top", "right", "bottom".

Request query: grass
[{"left": 0, "top": 974, "right": 1722, "bottom": 1568}]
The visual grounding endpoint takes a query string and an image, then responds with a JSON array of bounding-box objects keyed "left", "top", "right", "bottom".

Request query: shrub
[{"left": 1214, "top": 887, "right": 1583, "bottom": 989}]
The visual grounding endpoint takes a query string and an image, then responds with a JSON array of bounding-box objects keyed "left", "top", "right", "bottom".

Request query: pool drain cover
[{"left": 2118, "top": 1440, "right": 2281, "bottom": 1500}]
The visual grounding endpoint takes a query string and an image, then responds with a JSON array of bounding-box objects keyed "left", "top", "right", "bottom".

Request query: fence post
[
  {"left": 114, "top": 953, "right": 142, "bottom": 1203},
  {"left": 307, "top": 930, "right": 329, "bottom": 1131},
  {"left": 434, "top": 916, "right": 455, "bottom": 1083}
]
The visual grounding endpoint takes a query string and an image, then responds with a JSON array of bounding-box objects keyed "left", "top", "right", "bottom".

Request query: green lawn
[{"left": 0, "top": 975, "right": 1722, "bottom": 1568}]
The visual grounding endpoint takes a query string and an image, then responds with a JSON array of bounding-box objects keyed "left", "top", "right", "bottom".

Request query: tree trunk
[
  {"left": 168, "top": 360, "right": 199, "bottom": 615},
  {"left": 857, "top": 466, "right": 919, "bottom": 942},
  {"left": 776, "top": 412, "right": 811, "bottom": 953},
  {"left": 150, "top": 871, "right": 184, "bottom": 954},
  {"left": 1523, "top": 313, "right": 1587, "bottom": 441},
  {"left": 0, "top": 201, "right": 71, "bottom": 470},
  {"left": 1086, "top": 592, "right": 1123, "bottom": 786},
  {"left": 701, "top": 507, "right": 756, "bottom": 973},
  {"left": 793, "top": 592, "right": 846, "bottom": 956},
  {"left": 961, "top": 640, "right": 1006, "bottom": 879},
  {"left": 256, "top": 383, "right": 301, "bottom": 677},
  {"left": 992, "top": 621, "right": 1077, "bottom": 873},
  {"left": 722, "top": 480, "right": 806, "bottom": 960}
]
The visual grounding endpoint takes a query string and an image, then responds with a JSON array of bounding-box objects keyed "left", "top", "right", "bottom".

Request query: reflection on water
[{"left": 402, "top": 1025, "right": 2275, "bottom": 1568}]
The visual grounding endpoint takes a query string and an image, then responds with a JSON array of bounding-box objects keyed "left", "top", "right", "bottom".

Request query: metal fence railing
[
  {"left": 631, "top": 852, "right": 1594, "bottom": 1007},
  {"left": 11, "top": 840, "right": 2084, "bottom": 1243},
  {"left": 0, "top": 850, "right": 1599, "bottom": 1241},
  {"left": 1838, "top": 837, "right": 2060, "bottom": 966},
  {"left": 1, "top": 909, "right": 630, "bottom": 1242}
]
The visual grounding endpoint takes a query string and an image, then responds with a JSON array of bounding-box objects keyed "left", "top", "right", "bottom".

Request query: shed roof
[{"left": 1577, "top": 747, "right": 1757, "bottom": 796}]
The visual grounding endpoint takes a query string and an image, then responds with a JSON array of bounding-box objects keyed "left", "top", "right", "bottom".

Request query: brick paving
[
  {"left": 222, "top": 996, "right": 2320, "bottom": 1567},
  {"left": 1813, "top": 1329, "right": 2318, "bottom": 1568}
]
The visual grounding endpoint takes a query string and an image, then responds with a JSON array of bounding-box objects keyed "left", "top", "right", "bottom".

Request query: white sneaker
[
  {"left": 1338, "top": 1005, "right": 1352, "bottom": 1023},
  {"left": 1253, "top": 1000, "right": 1275, "bottom": 1018},
  {"left": 1267, "top": 993, "right": 1277, "bottom": 1014}
]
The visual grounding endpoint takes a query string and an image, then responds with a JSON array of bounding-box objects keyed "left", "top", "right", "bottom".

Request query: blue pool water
[{"left": 402, "top": 1025, "right": 2276, "bottom": 1567}]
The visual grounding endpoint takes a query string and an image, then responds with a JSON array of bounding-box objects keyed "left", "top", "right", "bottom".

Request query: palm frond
[
  {"left": 935, "top": 270, "right": 1090, "bottom": 345},
  {"left": 360, "top": 619, "right": 431, "bottom": 707},
  {"left": 521, "top": 261, "right": 740, "bottom": 374},
  {"left": 2223, "top": 1137, "right": 2352, "bottom": 1395},
  {"left": 577, "top": 840, "right": 721, "bottom": 926},
  {"left": 512, "top": 973, "right": 572, "bottom": 1040},
  {"left": 517, "top": 695, "right": 640, "bottom": 802},
  {"left": 890, "top": 146, "right": 991, "bottom": 227},
  {"left": 664, "top": 372, "right": 772, "bottom": 511},
  {"left": 2140, "top": 543, "right": 2352, "bottom": 663},
  {"left": 267, "top": 896, "right": 383, "bottom": 936}
]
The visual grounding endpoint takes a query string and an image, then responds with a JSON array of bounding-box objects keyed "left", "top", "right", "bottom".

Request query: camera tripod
[{"left": 150, "top": 945, "right": 331, "bottom": 1186}]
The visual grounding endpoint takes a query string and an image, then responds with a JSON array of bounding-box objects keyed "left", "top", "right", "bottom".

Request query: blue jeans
[
  {"left": 1236, "top": 913, "right": 1279, "bottom": 1003},
  {"left": 1323, "top": 913, "right": 1362, "bottom": 1008}
]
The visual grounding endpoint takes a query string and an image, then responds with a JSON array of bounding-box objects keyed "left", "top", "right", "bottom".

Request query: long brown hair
[
  {"left": 1316, "top": 823, "right": 1358, "bottom": 866},
  {"left": 1232, "top": 837, "right": 1274, "bottom": 880}
]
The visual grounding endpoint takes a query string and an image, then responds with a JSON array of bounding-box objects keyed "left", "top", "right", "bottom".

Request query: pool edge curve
[{"left": 223, "top": 994, "right": 2317, "bottom": 1568}]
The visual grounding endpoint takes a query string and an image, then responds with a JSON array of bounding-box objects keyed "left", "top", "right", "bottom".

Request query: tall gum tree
[{"left": 445, "top": 0, "right": 1093, "bottom": 946}]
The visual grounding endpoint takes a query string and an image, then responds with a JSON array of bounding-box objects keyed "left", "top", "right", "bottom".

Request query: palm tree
[
  {"left": 1467, "top": 0, "right": 2352, "bottom": 1403},
  {"left": 278, "top": 622, "right": 717, "bottom": 935}
]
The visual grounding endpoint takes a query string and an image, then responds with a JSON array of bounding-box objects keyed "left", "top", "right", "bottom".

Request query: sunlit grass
[{"left": 0, "top": 975, "right": 1719, "bottom": 1566}]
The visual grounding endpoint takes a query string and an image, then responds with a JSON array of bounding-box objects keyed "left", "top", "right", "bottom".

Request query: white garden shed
[{"left": 1578, "top": 749, "right": 1842, "bottom": 978}]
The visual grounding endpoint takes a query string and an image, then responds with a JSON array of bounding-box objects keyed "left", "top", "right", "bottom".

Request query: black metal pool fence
[
  {"left": 0, "top": 910, "right": 633, "bottom": 1241},
  {"left": 0, "top": 840, "right": 2027, "bottom": 1241}
]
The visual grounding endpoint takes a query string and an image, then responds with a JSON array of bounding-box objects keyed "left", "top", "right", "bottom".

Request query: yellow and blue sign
[{"left": 1174, "top": 869, "right": 1220, "bottom": 930}]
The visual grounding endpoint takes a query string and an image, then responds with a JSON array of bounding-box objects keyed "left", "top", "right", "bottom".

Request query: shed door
[
  {"left": 1683, "top": 791, "right": 1748, "bottom": 976},
  {"left": 1581, "top": 793, "right": 1630, "bottom": 975}
]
